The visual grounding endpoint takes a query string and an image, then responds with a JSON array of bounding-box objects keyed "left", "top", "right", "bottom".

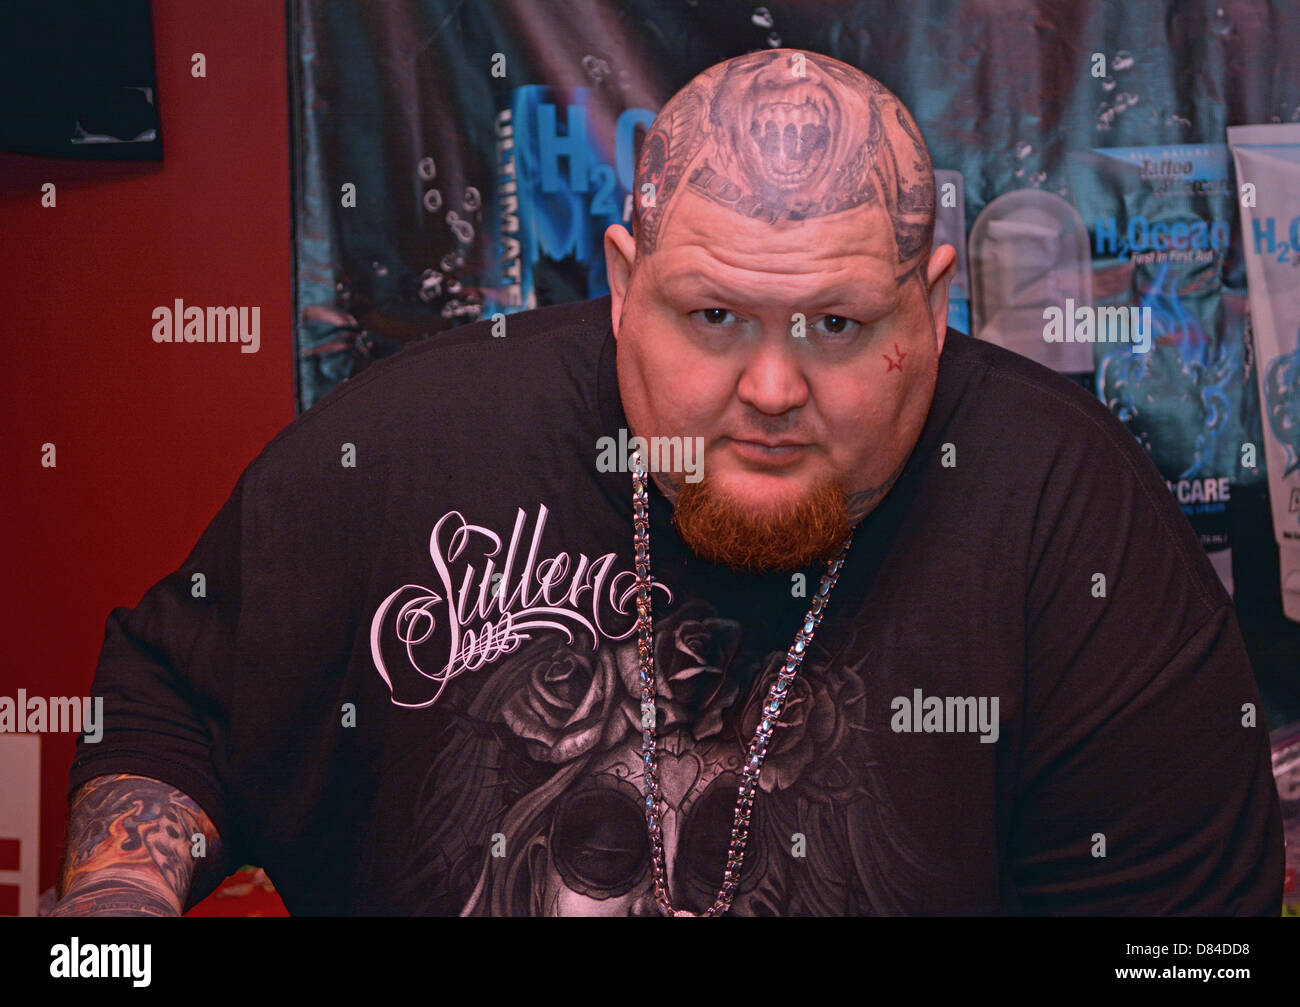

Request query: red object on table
[{"left": 184, "top": 867, "right": 289, "bottom": 917}]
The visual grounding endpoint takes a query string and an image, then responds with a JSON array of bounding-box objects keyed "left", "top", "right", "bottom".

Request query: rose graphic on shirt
[
  {"left": 500, "top": 643, "right": 629, "bottom": 764},
  {"left": 735, "top": 649, "right": 871, "bottom": 799},
  {"left": 499, "top": 598, "right": 744, "bottom": 764},
  {"left": 615, "top": 599, "right": 744, "bottom": 743}
]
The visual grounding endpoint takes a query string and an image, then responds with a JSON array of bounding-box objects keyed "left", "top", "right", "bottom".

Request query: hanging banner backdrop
[{"left": 288, "top": 0, "right": 1300, "bottom": 703}]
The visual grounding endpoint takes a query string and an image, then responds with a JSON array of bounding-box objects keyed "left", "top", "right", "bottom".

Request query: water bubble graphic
[
  {"left": 419, "top": 268, "right": 443, "bottom": 301},
  {"left": 581, "top": 54, "right": 611, "bottom": 84}
]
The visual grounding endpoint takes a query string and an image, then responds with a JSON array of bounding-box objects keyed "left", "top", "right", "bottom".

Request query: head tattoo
[{"left": 632, "top": 50, "right": 936, "bottom": 285}]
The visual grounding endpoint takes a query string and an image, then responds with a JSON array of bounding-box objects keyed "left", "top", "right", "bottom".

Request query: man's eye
[
  {"left": 693, "top": 308, "right": 737, "bottom": 325},
  {"left": 813, "top": 315, "right": 860, "bottom": 337}
]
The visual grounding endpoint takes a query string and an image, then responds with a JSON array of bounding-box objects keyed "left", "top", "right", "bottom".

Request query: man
[{"left": 54, "top": 49, "right": 1282, "bottom": 916}]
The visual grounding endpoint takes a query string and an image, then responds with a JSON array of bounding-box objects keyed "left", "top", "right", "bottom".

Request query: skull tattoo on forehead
[{"left": 633, "top": 50, "right": 936, "bottom": 284}]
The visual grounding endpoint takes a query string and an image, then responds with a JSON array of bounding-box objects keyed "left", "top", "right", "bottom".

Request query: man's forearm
[
  {"left": 51, "top": 773, "right": 224, "bottom": 917},
  {"left": 50, "top": 877, "right": 185, "bottom": 917}
]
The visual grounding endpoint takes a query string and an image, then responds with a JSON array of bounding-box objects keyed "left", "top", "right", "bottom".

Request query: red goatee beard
[{"left": 669, "top": 474, "right": 851, "bottom": 573}]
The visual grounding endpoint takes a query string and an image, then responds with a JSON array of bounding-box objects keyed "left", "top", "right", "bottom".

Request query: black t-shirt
[{"left": 70, "top": 295, "right": 1284, "bottom": 915}]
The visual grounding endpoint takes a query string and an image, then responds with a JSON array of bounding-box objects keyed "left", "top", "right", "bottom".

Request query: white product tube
[{"left": 1229, "top": 124, "right": 1300, "bottom": 622}]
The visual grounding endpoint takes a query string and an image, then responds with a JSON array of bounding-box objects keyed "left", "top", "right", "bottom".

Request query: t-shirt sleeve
[
  {"left": 67, "top": 464, "right": 253, "bottom": 860},
  {"left": 1008, "top": 382, "right": 1285, "bottom": 915}
]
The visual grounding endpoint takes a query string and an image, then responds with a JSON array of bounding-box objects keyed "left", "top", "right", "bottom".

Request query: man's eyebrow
[{"left": 656, "top": 272, "right": 899, "bottom": 313}]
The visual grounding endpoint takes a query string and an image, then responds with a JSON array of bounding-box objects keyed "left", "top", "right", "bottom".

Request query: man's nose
[{"left": 735, "top": 336, "right": 809, "bottom": 416}]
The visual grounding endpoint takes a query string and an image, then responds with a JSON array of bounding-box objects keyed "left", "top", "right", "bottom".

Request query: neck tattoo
[{"left": 631, "top": 450, "right": 854, "bottom": 916}]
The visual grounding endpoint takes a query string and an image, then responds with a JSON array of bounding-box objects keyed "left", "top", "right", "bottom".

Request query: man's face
[{"left": 606, "top": 189, "right": 953, "bottom": 567}]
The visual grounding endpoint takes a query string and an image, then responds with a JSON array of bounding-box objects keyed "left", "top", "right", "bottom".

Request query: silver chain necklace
[{"left": 631, "top": 450, "right": 854, "bottom": 916}]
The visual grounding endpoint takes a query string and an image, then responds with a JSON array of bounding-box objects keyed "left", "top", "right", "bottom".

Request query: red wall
[{"left": 0, "top": 0, "right": 293, "bottom": 897}]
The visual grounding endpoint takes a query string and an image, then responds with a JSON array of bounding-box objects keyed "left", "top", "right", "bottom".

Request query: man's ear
[
  {"left": 924, "top": 243, "right": 957, "bottom": 354},
  {"left": 604, "top": 223, "right": 637, "bottom": 338}
]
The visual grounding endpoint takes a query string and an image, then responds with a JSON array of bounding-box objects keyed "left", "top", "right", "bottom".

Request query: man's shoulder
[
  {"left": 932, "top": 328, "right": 1148, "bottom": 469},
  {"left": 933, "top": 328, "right": 1231, "bottom": 615},
  {"left": 938, "top": 328, "right": 1108, "bottom": 429},
  {"left": 315, "top": 294, "right": 611, "bottom": 408},
  {"left": 373, "top": 295, "right": 614, "bottom": 365},
  {"left": 255, "top": 296, "right": 613, "bottom": 465}
]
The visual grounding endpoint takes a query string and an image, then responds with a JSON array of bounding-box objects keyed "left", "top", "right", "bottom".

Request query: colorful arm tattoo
[{"left": 50, "top": 773, "right": 225, "bottom": 917}]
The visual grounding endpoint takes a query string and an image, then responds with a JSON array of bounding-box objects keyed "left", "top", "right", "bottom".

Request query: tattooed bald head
[
  {"left": 632, "top": 49, "right": 936, "bottom": 285},
  {"left": 605, "top": 49, "right": 956, "bottom": 573}
]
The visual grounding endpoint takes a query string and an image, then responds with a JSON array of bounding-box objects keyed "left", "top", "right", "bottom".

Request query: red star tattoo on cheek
[{"left": 884, "top": 342, "right": 907, "bottom": 372}]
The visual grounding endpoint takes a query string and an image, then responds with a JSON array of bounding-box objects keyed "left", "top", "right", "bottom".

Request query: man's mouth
[{"left": 727, "top": 437, "right": 810, "bottom": 466}]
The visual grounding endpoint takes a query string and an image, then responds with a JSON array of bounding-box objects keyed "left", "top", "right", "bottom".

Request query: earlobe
[
  {"left": 925, "top": 243, "right": 958, "bottom": 351},
  {"left": 604, "top": 224, "right": 637, "bottom": 338}
]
